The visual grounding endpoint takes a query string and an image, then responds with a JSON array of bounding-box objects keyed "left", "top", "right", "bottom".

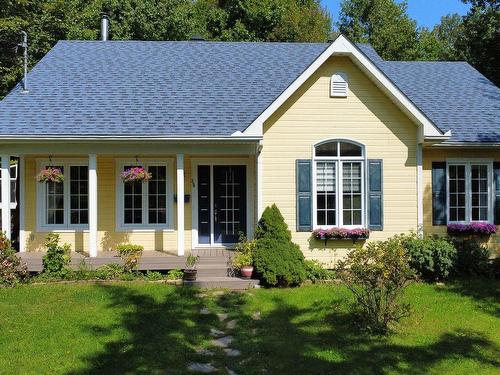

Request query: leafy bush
[
  {"left": 253, "top": 204, "right": 306, "bottom": 286},
  {"left": 232, "top": 252, "right": 253, "bottom": 268},
  {"left": 398, "top": 233, "right": 457, "bottom": 281},
  {"left": 166, "top": 269, "right": 184, "bottom": 280},
  {"left": 453, "top": 238, "right": 490, "bottom": 276},
  {"left": 42, "top": 234, "right": 71, "bottom": 276},
  {"left": 116, "top": 244, "right": 143, "bottom": 272},
  {"left": 0, "top": 234, "right": 29, "bottom": 286},
  {"left": 143, "top": 270, "right": 164, "bottom": 281},
  {"left": 95, "top": 264, "right": 125, "bottom": 280},
  {"left": 185, "top": 254, "right": 199, "bottom": 269},
  {"left": 304, "top": 260, "right": 335, "bottom": 282},
  {"left": 336, "top": 236, "right": 415, "bottom": 334}
]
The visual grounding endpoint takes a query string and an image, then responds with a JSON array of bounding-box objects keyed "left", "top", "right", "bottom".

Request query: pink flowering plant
[
  {"left": 447, "top": 222, "right": 496, "bottom": 236},
  {"left": 313, "top": 227, "right": 370, "bottom": 243},
  {"left": 120, "top": 166, "right": 152, "bottom": 183},
  {"left": 36, "top": 167, "right": 64, "bottom": 183}
]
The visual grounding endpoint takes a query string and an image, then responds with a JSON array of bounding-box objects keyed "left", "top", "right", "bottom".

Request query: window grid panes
[
  {"left": 342, "top": 162, "right": 362, "bottom": 225},
  {"left": 471, "top": 165, "right": 488, "bottom": 221},
  {"left": 46, "top": 166, "right": 64, "bottom": 224},
  {"left": 148, "top": 166, "right": 167, "bottom": 224},
  {"left": 70, "top": 166, "right": 88, "bottom": 224},
  {"left": 124, "top": 166, "right": 143, "bottom": 224},
  {"left": 448, "top": 165, "right": 466, "bottom": 222},
  {"left": 316, "top": 161, "right": 336, "bottom": 226}
]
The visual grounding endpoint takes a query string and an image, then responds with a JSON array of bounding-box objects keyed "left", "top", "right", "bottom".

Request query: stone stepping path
[
  {"left": 210, "top": 328, "right": 225, "bottom": 337},
  {"left": 187, "top": 362, "right": 217, "bottom": 373},
  {"left": 211, "top": 335, "right": 233, "bottom": 348},
  {"left": 226, "top": 320, "right": 237, "bottom": 330},
  {"left": 224, "top": 348, "right": 241, "bottom": 357}
]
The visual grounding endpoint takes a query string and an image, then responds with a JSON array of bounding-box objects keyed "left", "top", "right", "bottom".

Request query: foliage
[
  {"left": 120, "top": 166, "right": 152, "bottom": 183},
  {"left": 232, "top": 252, "right": 254, "bottom": 268},
  {"left": 185, "top": 254, "right": 199, "bottom": 269},
  {"left": 165, "top": 269, "right": 184, "bottom": 280},
  {"left": 336, "top": 236, "right": 415, "bottom": 333},
  {"left": 254, "top": 204, "right": 306, "bottom": 286},
  {"left": 304, "top": 259, "right": 335, "bottom": 282},
  {"left": 232, "top": 234, "right": 256, "bottom": 268},
  {"left": 36, "top": 167, "right": 64, "bottom": 183},
  {"left": 0, "top": 234, "right": 29, "bottom": 286},
  {"left": 141, "top": 271, "right": 163, "bottom": 281},
  {"left": 0, "top": 0, "right": 331, "bottom": 99},
  {"left": 42, "top": 233, "right": 71, "bottom": 276},
  {"left": 397, "top": 233, "right": 457, "bottom": 281},
  {"left": 116, "top": 244, "right": 143, "bottom": 272},
  {"left": 453, "top": 238, "right": 491, "bottom": 277},
  {"left": 95, "top": 264, "right": 125, "bottom": 280}
]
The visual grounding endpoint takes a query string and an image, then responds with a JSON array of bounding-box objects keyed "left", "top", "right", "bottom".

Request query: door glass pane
[
  {"left": 316, "top": 161, "right": 336, "bottom": 225},
  {"left": 471, "top": 164, "right": 488, "bottom": 221},
  {"left": 342, "top": 162, "right": 362, "bottom": 225},
  {"left": 46, "top": 166, "right": 64, "bottom": 224},
  {"left": 147, "top": 166, "right": 167, "bottom": 224},
  {"left": 70, "top": 166, "right": 88, "bottom": 224},
  {"left": 448, "top": 165, "right": 466, "bottom": 222},
  {"left": 123, "top": 166, "right": 142, "bottom": 224}
]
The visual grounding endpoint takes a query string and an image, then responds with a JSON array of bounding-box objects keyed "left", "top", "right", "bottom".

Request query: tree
[{"left": 338, "top": 0, "right": 419, "bottom": 60}]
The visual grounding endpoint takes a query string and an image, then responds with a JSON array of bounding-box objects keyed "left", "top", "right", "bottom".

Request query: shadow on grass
[{"left": 68, "top": 285, "right": 500, "bottom": 375}]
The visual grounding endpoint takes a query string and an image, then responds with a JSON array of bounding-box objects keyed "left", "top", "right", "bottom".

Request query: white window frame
[
  {"left": 115, "top": 159, "right": 174, "bottom": 231},
  {"left": 0, "top": 162, "right": 18, "bottom": 209},
  {"left": 36, "top": 158, "right": 89, "bottom": 231},
  {"left": 446, "top": 159, "right": 494, "bottom": 224},
  {"left": 312, "top": 139, "right": 366, "bottom": 229}
]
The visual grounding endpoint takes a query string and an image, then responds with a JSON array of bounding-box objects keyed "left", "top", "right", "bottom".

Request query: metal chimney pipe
[
  {"left": 20, "top": 31, "right": 28, "bottom": 93},
  {"left": 101, "top": 14, "right": 109, "bottom": 41}
]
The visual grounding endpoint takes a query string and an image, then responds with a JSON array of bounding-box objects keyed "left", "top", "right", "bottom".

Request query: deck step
[{"left": 183, "top": 277, "right": 259, "bottom": 290}]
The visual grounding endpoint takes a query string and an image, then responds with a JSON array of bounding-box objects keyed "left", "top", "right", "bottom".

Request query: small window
[{"left": 330, "top": 72, "right": 348, "bottom": 98}]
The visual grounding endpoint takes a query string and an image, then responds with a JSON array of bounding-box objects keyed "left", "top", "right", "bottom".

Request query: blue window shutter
[
  {"left": 432, "top": 162, "right": 447, "bottom": 225},
  {"left": 368, "top": 159, "right": 383, "bottom": 230},
  {"left": 494, "top": 162, "right": 500, "bottom": 225},
  {"left": 296, "top": 159, "right": 312, "bottom": 231}
]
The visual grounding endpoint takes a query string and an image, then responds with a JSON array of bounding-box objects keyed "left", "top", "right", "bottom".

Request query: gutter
[{"left": 0, "top": 135, "right": 263, "bottom": 143}]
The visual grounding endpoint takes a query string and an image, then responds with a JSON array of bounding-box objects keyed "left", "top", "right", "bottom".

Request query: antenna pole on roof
[{"left": 18, "top": 31, "right": 28, "bottom": 93}]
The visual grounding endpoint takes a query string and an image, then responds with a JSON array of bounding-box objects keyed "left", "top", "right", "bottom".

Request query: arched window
[{"left": 313, "top": 140, "right": 365, "bottom": 228}]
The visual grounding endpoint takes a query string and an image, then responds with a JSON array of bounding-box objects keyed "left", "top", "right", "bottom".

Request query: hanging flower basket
[
  {"left": 36, "top": 167, "right": 64, "bottom": 183},
  {"left": 120, "top": 166, "right": 152, "bottom": 183},
  {"left": 313, "top": 227, "right": 370, "bottom": 245},
  {"left": 447, "top": 222, "right": 496, "bottom": 236}
]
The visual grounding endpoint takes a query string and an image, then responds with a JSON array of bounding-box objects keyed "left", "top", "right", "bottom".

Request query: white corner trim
[
  {"left": 1, "top": 155, "right": 11, "bottom": 240},
  {"left": 416, "top": 144, "right": 423, "bottom": 237},
  {"left": 176, "top": 154, "right": 185, "bottom": 256},
  {"left": 19, "top": 156, "right": 25, "bottom": 252},
  {"left": 243, "top": 35, "right": 448, "bottom": 140}
]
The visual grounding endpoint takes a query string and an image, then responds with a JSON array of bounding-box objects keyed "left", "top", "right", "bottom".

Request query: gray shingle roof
[{"left": 0, "top": 40, "right": 498, "bottom": 142}]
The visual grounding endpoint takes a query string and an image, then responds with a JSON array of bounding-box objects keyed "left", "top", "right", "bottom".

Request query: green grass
[{"left": 0, "top": 280, "right": 499, "bottom": 374}]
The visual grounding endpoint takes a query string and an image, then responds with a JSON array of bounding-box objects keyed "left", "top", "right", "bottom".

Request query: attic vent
[{"left": 330, "top": 72, "right": 348, "bottom": 98}]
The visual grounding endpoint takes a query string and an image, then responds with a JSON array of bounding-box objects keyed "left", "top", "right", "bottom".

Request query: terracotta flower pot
[
  {"left": 240, "top": 266, "right": 254, "bottom": 279},
  {"left": 183, "top": 269, "right": 197, "bottom": 281}
]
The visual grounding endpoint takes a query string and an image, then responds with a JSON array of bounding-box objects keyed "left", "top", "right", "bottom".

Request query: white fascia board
[
  {"left": 0, "top": 135, "right": 262, "bottom": 142},
  {"left": 242, "top": 35, "right": 448, "bottom": 140}
]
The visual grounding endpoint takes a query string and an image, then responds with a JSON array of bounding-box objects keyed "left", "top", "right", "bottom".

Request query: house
[{"left": 0, "top": 24, "right": 499, "bottom": 265}]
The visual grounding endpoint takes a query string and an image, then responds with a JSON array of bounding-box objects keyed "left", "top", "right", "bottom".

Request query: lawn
[{"left": 0, "top": 280, "right": 499, "bottom": 375}]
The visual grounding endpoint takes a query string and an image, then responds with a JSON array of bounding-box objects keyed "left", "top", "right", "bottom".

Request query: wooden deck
[{"left": 19, "top": 249, "right": 234, "bottom": 273}]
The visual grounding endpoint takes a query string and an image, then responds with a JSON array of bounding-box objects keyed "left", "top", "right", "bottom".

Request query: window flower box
[
  {"left": 36, "top": 167, "right": 64, "bottom": 183},
  {"left": 120, "top": 167, "right": 152, "bottom": 183},
  {"left": 447, "top": 222, "right": 496, "bottom": 236},
  {"left": 312, "top": 227, "right": 370, "bottom": 245}
]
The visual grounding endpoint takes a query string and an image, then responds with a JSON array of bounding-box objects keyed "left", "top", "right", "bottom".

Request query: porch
[{"left": 0, "top": 139, "right": 261, "bottom": 258}]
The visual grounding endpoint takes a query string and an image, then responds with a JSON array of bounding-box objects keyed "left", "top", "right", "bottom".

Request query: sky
[{"left": 321, "top": 0, "right": 471, "bottom": 28}]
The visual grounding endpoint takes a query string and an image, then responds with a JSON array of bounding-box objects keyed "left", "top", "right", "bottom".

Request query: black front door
[{"left": 213, "top": 166, "right": 246, "bottom": 244}]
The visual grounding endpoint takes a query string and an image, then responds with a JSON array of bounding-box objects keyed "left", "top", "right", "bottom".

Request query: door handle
[{"left": 214, "top": 208, "right": 218, "bottom": 223}]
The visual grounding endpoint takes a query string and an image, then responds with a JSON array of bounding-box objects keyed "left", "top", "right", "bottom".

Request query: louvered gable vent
[{"left": 330, "top": 72, "right": 348, "bottom": 98}]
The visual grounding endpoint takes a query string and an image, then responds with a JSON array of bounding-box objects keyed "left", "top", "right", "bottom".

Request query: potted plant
[
  {"left": 36, "top": 167, "right": 64, "bottom": 183},
  {"left": 232, "top": 251, "right": 254, "bottom": 278},
  {"left": 183, "top": 254, "right": 199, "bottom": 281},
  {"left": 120, "top": 166, "right": 152, "bottom": 183}
]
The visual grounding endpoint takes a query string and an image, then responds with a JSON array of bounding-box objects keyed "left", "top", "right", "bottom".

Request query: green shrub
[
  {"left": 398, "top": 233, "right": 457, "bottom": 281},
  {"left": 0, "top": 233, "right": 29, "bottom": 286},
  {"left": 336, "top": 236, "right": 415, "bottom": 334},
  {"left": 304, "top": 260, "right": 335, "bottom": 282},
  {"left": 42, "top": 234, "right": 71, "bottom": 276},
  {"left": 143, "top": 270, "right": 164, "bottom": 281},
  {"left": 232, "top": 251, "right": 254, "bottom": 268},
  {"left": 95, "top": 264, "right": 125, "bottom": 280},
  {"left": 453, "top": 238, "right": 490, "bottom": 276},
  {"left": 166, "top": 269, "right": 184, "bottom": 280},
  {"left": 116, "top": 244, "right": 143, "bottom": 272},
  {"left": 253, "top": 205, "right": 306, "bottom": 286}
]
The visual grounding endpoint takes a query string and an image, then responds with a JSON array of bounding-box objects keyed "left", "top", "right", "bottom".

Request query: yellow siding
[
  {"left": 262, "top": 56, "right": 419, "bottom": 266},
  {"left": 423, "top": 148, "right": 500, "bottom": 256}
]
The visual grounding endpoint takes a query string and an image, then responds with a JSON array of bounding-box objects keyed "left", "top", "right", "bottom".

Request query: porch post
[
  {"left": 19, "top": 156, "right": 25, "bottom": 252},
  {"left": 1, "top": 155, "right": 11, "bottom": 240},
  {"left": 88, "top": 154, "right": 98, "bottom": 257},
  {"left": 176, "top": 154, "right": 185, "bottom": 256}
]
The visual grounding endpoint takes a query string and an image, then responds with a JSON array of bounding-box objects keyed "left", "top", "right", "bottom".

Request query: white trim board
[{"left": 243, "top": 34, "right": 450, "bottom": 142}]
